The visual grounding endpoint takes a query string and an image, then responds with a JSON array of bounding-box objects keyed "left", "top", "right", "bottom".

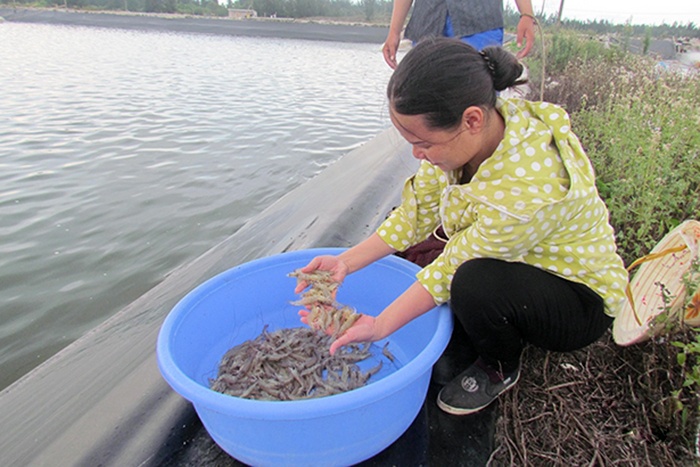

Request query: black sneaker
[{"left": 436, "top": 359, "right": 520, "bottom": 415}]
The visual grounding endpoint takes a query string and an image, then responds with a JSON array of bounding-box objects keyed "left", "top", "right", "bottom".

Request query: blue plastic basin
[{"left": 157, "top": 248, "right": 453, "bottom": 466}]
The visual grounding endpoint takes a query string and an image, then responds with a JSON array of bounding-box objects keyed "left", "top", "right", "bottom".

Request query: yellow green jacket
[{"left": 377, "top": 98, "right": 629, "bottom": 316}]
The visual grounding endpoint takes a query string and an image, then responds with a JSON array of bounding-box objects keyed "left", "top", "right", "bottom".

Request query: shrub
[{"left": 573, "top": 62, "right": 700, "bottom": 264}]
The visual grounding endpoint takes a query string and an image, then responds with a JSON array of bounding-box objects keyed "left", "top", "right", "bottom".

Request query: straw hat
[{"left": 613, "top": 219, "right": 700, "bottom": 346}]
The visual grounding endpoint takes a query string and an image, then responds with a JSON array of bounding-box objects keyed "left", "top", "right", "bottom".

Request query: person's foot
[{"left": 436, "top": 358, "right": 520, "bottom": 415}]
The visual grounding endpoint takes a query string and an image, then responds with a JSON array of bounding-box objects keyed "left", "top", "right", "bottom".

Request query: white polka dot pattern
[{"left": 377, "top": 98, "right": 628, "bottom": 316}]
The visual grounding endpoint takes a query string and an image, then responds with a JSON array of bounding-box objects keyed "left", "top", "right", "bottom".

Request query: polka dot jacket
[{"left": 377, "top": 98, "right": 629, "bottom": 316}]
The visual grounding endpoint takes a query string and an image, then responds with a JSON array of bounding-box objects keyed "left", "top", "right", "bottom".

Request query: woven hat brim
[{"left": 613, "top": 219, "right": 700, "bottom": 346}]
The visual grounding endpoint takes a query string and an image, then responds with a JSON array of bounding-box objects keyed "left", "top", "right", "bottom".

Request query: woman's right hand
[
  {"left": 293, "top": 255, "right": 350, "bottom": 294},
  {"left": 382, "top": 33, "right": 401, "bottom": 69},
  {"left": 328, "top": 314, "right": 379, "bottom": 355}
]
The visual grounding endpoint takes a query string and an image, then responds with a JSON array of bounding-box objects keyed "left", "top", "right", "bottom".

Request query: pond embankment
[{"left": 0, "top": 7, "right": 389, "bottom": 43}]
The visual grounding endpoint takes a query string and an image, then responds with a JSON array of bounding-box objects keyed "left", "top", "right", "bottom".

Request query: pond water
[{"left": 0, "top": 21, "right": 395, "bottom": 391}]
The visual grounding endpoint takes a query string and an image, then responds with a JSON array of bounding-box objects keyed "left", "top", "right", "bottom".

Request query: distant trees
[
  {"left": 362, "top": 0, "right": 375, "bottom": 22},
  {"left": 2, "top": 0, "right": 697, "bottom": 36},
  {"left": 227, "top": 0, "right": 392, "bottom": 20},
  {"left": 503, "top": 5, "right": 699, "bottom": 39},
  {"left": 2, "top": 0, "right": 230, "bottom": 15},
  {"left": 0, "top": 0, "right": 392, "bottom": 19}
]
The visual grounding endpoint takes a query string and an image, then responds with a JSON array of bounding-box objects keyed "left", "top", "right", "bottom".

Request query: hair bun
[{"left": 479, "top": 46, "right": 525, "bottom": 92}]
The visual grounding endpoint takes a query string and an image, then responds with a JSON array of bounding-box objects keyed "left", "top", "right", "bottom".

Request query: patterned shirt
[
  {"left": 377, "top": 98, "right": 629, "bottom": 316},
  {"left": 405, "top": 0, "right": 504, "bottom": 42}
]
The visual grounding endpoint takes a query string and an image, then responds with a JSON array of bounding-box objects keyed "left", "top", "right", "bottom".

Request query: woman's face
[{"left": 389, "top": 107, "right": 476, "bottom": 173}]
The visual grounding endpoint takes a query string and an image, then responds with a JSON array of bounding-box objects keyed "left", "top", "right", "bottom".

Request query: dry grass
[{"left": 489, "top": 331, "right": 700, "bottom": 466}]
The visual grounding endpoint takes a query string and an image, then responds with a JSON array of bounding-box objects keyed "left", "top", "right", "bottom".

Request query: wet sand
[{"left": 0, "top": 7, "right": 389, "bottom": 43}]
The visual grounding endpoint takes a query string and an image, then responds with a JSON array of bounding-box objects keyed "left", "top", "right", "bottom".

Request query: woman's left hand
[{"left": 516, "top": 14, "right": 536, "bottom": 58}]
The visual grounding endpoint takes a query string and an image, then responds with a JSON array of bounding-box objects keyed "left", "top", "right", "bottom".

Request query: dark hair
[{"left": 387, "top": 37, "right": 526, "bottom": 130}]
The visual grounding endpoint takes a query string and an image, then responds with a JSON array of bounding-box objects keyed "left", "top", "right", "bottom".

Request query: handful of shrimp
[{"left": 289, "top": 269, "right": 361, "bottom": 338}]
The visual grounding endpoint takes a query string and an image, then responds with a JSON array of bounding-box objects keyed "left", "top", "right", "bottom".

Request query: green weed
[{"left": 574, "top": 64, "right": 700, "bottom": 264}]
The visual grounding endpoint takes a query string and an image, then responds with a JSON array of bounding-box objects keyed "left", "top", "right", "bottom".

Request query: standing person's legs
[{"left": 437, "top": 258, "right": 612, "bottom": 415}]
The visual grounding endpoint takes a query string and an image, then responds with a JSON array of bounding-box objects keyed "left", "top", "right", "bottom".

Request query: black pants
[{"left": 450, "top": 258, "right": 612, "bottom": 370}]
